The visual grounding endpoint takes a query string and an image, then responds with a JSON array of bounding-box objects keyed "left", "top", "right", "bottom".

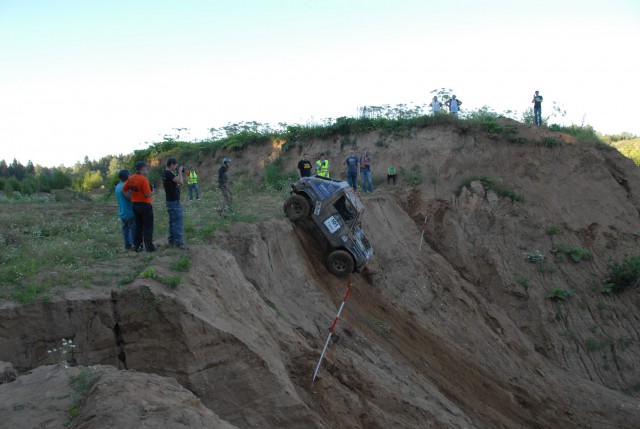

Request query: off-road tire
[
  {"left": 326, "top": 250, "right": 355, "bottom": 277},
  {"left": 283, "top": 194, "right": 311, "bottom": 221}
]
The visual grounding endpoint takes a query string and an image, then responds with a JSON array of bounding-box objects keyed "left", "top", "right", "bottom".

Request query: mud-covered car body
[{"left": 283, "top": 176, "right": 374, "bottom": 276}]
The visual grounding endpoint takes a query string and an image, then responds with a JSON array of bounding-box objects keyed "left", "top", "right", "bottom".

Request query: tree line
[{"left": 0, "top": 154, "right": 129, "bottom": 197}]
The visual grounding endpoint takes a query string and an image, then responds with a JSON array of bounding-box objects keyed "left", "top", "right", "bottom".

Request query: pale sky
[{"left": 1, "top": 0, "right": 639, "bottom": 167}]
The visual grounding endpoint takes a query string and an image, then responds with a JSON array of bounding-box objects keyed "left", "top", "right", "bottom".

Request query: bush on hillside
[{"left": 602, "top": 255, "right": 640, "bottom": 293}]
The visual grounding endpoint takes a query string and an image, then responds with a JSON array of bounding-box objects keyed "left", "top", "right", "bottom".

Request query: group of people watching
[
  {"left": 115, "top": 157, "right": 232, "bottom": 252},
  {"left": 430, "top": 91, "right": 544, "bottom": 125},
  {"left": 297, "top": 150, "right": 398, "bottom": 192}
]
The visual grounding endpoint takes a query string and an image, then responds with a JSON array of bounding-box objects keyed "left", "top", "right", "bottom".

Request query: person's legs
[
  {"left": 392, "top": 174, "right": 397, "bottom": 185},
  {"left": 121, "top": 216, "right": 135, "bottom": 249},
  {"left": 142, "top": 203, "right": 155, "bottom": 251},
  {"left": 188, "top": 184, "right": 194, "bottom": 200},
  {"left": 166, "top": 201, "right": 175, "bottom": 245},
  {"left": 220, "top": 187, "right": 232, "bottom": 213},
  {"left": 365, "top": 170, "right": 373, "bottom": 193},
  {"left": 534, "top": 107, "right": 542, "bottom": 126},
  {"left": 194, "top": 184, "right": 199, "bottom": 200},
  {"left": 360, "top": 170, "right": 367, "bottom": 193},
  {"left": 348, "top": 172, "right": 356, "bottom": 190},
  {"left": 132, "top": 203, "right": 144, "bottom": 251},
  {"left": 166, "top": 200, "right": 184, "bottom": 246}
]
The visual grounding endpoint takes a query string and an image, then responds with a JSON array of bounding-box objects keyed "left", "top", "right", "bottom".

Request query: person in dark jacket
[{"left": 218, "top": 157, "right": 232, "bottom": 214}]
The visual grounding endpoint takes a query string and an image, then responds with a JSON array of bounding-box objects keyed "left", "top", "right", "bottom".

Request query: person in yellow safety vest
[
  {"left": 315, "top": 155, "right": 330, "bottom": 178},
  {"left": 387, "top": 165, "right": 397, "bottom": 185},
  {"left": 186, "top": 166, "right": 200, "bottom": 200}
]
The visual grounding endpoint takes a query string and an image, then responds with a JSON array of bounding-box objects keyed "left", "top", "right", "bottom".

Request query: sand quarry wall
[{"left": 1, "top": 119, "right": 640, "bottom": 428}]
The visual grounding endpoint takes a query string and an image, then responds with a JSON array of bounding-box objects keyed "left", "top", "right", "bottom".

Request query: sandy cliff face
[{"left": 1, "top": 120, "right": 639, "bottom": 428}]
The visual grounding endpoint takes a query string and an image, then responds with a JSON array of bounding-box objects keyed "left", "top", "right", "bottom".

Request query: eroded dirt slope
[{"left": 1, "top": 120, "right": 640, "bottom": 428}]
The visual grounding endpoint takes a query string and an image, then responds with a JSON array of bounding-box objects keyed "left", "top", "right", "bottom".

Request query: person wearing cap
[
  {"left": 162, "top": 157, "right": 186, "bottom": 249},
  {"left": 115, "top": 169, "right": 135, "bottom": 250},
  {"left": 218, "top": 157, "right": 232, "bottom": 214},
  {"left": 123, "top": 161, "right": 156, "bottom": 252}
]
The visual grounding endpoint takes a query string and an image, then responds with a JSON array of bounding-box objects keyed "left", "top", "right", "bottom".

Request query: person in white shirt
[{"left": 430, "top": 96, "right": 442, "bottom": 114}]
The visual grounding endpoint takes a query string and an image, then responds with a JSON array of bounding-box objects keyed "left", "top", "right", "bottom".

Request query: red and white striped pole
[{"left": 312, "top": 282, "right": 353, "bottom": 383}]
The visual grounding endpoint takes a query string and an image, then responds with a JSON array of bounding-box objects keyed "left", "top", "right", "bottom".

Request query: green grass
[
  {"left": 548, "top": 124, "right": 603, "bottom": 145},
  {"left": 170, "top": 256, "right": 190, "bottom": 272},
  {"left": 0, "top": 178, "right": 289, "bottom": 303}
]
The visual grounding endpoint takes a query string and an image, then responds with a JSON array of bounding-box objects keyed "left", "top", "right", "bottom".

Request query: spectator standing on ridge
[
  {"left": 297, "top": 153, "right": 313, "bottom": 178},
  {"left": 186, "top": 166, "right": 199, "bottom": 201},
  {"left": 532, "top": 90, "right": 543, "bottom": 126},
  {"left": 123, "top": 161, "right": 156, "bottom": 252},
  {"left": 115, "top": 169, "right": 135, "bottom": 250},
  {"left": 343, "top": 149, "right": 359, "bottom": 190},
  {"left": 218, "top": 157, "right": 233, "bottom": 214},
  {"left": 445, "top": 95, "right": 462, "bottom": 116},
  {"left": 430, "top": 96, "right": 442, "bottom": 114},
  {"left": 359, "top": 151, "right": 374, "bottom": 194},
  {"left": 316, "top": 154, "right": 330, "bottom": 178},
  {"left": 387, "top": 165, "right": 397, "bottom": 185},
  {"left": 162, "top": 158, "right": 186, "bottom": 249}
]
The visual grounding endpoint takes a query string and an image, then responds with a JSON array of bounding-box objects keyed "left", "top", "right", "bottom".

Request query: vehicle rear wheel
[
  {"left": 326, "top": 250, "right": 355, "bottom": 277},
  {"left": 283, "top": 194, "right": 310, "bottom": 221}
]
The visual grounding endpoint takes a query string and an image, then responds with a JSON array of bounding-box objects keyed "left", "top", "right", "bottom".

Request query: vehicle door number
[
  {"left": 323, "top": 216, "right": 341, "bottom": 234},
  {"left": 314, "top": 200, "right": 322, "bottom": 216}
]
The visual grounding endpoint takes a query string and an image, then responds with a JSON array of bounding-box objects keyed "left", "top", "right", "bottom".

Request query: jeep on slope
[{"left": 283, "top": 176, "right": 374, "bottom": 277}]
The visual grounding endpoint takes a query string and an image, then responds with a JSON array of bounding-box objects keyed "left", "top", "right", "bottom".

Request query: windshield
[{"left": 345, "top": 189, "right": 364, "bottom": 213}]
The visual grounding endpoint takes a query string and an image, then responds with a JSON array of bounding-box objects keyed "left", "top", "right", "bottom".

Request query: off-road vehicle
[{"left": 283, "top": 176, "right": 374, "bottom": 277}]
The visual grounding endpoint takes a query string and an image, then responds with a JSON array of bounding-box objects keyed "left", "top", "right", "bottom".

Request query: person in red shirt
[{"left": 122, "top": 161, "right": 156, "bottom": 252}]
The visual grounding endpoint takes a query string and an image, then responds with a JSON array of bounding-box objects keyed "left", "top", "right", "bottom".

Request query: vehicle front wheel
[
  {"left": 326, "top": 250, "right": 355, "bottom": 277},
  {"left": 283, "top": 194, "right": 311, "bottom": 221}
]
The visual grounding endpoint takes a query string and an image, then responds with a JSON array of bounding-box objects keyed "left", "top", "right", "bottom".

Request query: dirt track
[{"left": 1, "top": 119, "right": 640, "bottom": 428}]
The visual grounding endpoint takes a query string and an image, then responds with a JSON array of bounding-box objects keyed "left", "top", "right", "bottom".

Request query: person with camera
[{"left": 162, "top": 157, "right": 186, "bottom": 249}]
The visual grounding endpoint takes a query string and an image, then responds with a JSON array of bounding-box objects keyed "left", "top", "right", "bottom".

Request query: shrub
[
  {"left": 400, "top": 165, "right": 423, "bottom": 186},
  {"left": 264, "top": 157, "right": 298, "bottom": 191},
  {"left": 524, "top": 250, "right": 544, "bottom": 264},
  {"left": 545, "top": 288, "right": 576, "bottom": 301},
  {"left": 603, "top": 255, "right": 640, "bottom": 293}
]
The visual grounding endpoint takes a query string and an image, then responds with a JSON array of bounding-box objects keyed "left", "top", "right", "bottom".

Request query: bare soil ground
[{"left": 1, "top": 119, "right": 640, "bottom": 428}]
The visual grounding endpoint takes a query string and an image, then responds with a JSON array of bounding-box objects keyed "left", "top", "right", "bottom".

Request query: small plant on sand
[
  {"left": 141, "top": 267, "right": 157, "bottom": 279},
  {"left": 513, "top": 272, "right": 529, "bottom": 290},
  {"left": 64, "top": 368, "right": 101, "bottom": 426},
  {"left": 540, "top": 137, "right": 558, "bottom": 148},
  {"left": 553, "top": 245, "right": 591, "bottom": 263},
  {"left": 545, "top": 288, "right": 576, "bottom": 301},
  {"left": 546, "top": 225, "right": 560, "bottom": 236},
  {"left": 170, "top": 255, "right": 190, "bottom": 272},
  {"left": 524, "top": 250, "right": 545, "bottom": 264},
  {"left": 47, "top": 338, "right": 76, "bottom": 369}
]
